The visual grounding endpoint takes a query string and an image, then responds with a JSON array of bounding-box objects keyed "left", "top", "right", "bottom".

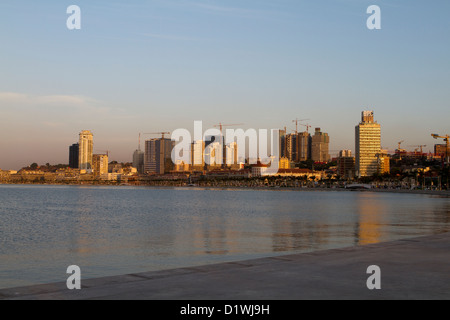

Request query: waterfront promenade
[
  {"left": 1, "top": 232, "right": 449, "bottom": 300},
  {"left": 2, "top": 181, "right": 450, "bottom": 198}
]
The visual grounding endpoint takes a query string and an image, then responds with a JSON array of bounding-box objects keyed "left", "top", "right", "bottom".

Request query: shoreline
[{"left": 2, "top": 181, "right": 450, "bottom": 197}]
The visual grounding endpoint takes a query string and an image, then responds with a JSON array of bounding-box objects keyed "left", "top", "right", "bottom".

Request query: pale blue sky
[{"left": 1, "top": 0, "right": 449, "bottom": 169}]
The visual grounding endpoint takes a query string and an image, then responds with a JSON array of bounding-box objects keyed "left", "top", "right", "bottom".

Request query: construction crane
[
  {"left": 395, "top": 140, "right": 405, "bottom": 160},
  {"left": 213, "top": 123, "right": 244, "bottom": 133},
  {"left": 432, "top": 134, "right": 450, "bottom": 188},
  {"left": 143, "top": 132, "right": 171, "bottom": 139},
  {"left": 432, "top": 133, "right": 449, "bottom": 159},
  {"left": 292, "top": 118, "right": 310, "bottom": 134},
  {"left": 299, "top": 123, "right": 312, "bottom": 133},
  {"left": 408, "top": 145, "right": 427, "bottom": 154},
  {"left": 431, "top": 134, "right": 449, "bottom": 144}
]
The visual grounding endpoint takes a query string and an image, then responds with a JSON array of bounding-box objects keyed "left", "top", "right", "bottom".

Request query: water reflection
[
  {"left": 71, "top": 188, "right": 96, "bottom": 254},
  {"left": 1, "top": 185, "right": 450, "bottom": 289},
  {"left": 190, "top": 215, "right": 231, "bottom": 255},
  {"left": 355, "top": 193, "right": 387, "bottom": 245}
]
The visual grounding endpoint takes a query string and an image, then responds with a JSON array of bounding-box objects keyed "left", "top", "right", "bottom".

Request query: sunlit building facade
[
  {"left": 225, "top": 142, "right": 238, "bottom": 168},
  {"left": 78, "top": 130, "right": 93, "bottom": 170},
  {"left": 144, "top": 138, "right": 175, "bottom": 174},
  {"left": 311, "top": 128, "right": 329, "bottom": 162},
  {"left": 191, "top": 140, "right": 205, "bottom": 171},
  {"left": 355, "top": 111, "right": 381, "bottom": 177},
  {"left": 93, "top": 154, "right": 109, "bottom": 176},
  {"left": 337, "top": 150, "right": 355, "bottom": 179}
]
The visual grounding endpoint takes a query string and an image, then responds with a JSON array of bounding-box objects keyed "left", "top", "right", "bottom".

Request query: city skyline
[
  {"left": 1, "top": 0, "right": 450, "bottom": 170},
  {"left": 0, "top": 109, "right": 448, "bottom": 171}
]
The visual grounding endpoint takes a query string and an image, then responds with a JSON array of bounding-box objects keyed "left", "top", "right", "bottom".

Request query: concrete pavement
[{"left": 1, "top": 232, "right": 450, "bottom": 300}]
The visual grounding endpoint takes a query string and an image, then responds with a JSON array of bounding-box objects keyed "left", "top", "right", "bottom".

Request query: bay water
[{"left": 1, "top": 185, "right": 449, "bottom": 289}]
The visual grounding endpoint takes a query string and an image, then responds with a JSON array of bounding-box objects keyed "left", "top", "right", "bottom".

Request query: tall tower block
[
  {"left": 79, "top": 130, "right": 94, "bottom": 170},
  {"left": 355, "top": 111, "right": 381, "bottom": 177}
]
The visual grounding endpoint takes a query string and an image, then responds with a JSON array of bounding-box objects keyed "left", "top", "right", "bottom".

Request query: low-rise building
[
  {"left": 276, "top": 169, "right": 325, "bottom": 180},
  {"left": 100, "top": 173, "right": 122, "bottom": 181},
  {"left": 377, "top": 150, "right": 390, "bottom": 175},
  {"left": 0, "top": 170, "right": 8, "bottom": 182},
  {"left": 174, "top": 160, "right": 191, "bottom": 172},
  {"left": 251, "top": 162, "right": 269, "bottom": 177},
  {"left": 279, "top": 157, "right": 294, "bottom": 169}
]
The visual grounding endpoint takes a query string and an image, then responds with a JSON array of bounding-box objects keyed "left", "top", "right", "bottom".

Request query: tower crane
[
  {"left": 213, "top": 123, "right": 244, "bottom": 133},
  {"left": 299, "top": 123, "right": 312, "bottom": 133},
  {"left": 292, "top": 118, "right": 310, "bottom": 134},
  {"left": 143, "top": 132, "right": 171, "bottom": 139},
  {"left": 432, "top": 133, "right": 450, "bottom": 188},
  {"left": 408, "top": 145, "right": 427, "bottom": 154},
  {"left": 396, "top": 140, "right": 405, "bottom": 160},
  {"left": 431, "top": 134, "right": 449, "bottom": 144},
  {"left": 432, "top": 134, "right": 449, "bottom": 159}
]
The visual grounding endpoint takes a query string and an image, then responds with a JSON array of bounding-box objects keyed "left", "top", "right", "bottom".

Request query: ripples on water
[{"left": 1, "top": 185, "right": 449, "bottom": 288}]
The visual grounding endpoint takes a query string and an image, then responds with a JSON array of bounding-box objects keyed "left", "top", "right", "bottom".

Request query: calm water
[{"left": 1, "top": 184, "right": 450, "bottom": 289}]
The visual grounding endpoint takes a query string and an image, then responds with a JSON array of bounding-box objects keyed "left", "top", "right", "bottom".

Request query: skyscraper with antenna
[{"left": 132, "top": 133, "right": 145, "bottom": 174}]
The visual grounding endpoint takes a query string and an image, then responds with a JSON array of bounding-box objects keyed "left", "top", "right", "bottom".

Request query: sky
[{"left": 1, "top": 0, "right": 449, "bottom": 170}]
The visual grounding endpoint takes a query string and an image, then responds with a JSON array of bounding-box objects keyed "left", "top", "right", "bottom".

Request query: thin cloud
[
  {"left": 162, "top": 0, "right": 284, "bottom": 20},
  {"left": 0, "top": 92, "right": 137, "bottom": 123},
  {"left": 185, "top": 1, "right": 256, "bottom": 14},
  {"left": 0, "top": 92, "right": 100, "bottom": 108},
  {"left": 0, "top": 92, "right": 29, "bottom": 104},
  {"left": 140, "top": 33, "right": 208, "bottom": 41}
]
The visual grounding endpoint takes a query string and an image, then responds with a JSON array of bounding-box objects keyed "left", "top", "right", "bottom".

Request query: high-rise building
[
  {"left": 78, "top": 130, "right": 93, "bottom": 170},
  {"left": 133, "top": 149, "right": 144, "bottom": 174},
  {"left": 132, "top": 134, "right": 145, "bottom": 174},
  {"left": 205, "top": 135, "right": 230, "bottom": 168},
  {"left": 337, "top": 150, "right": 355, "bottom": 179},
  {"left": 311, "top": 128, "right": 330, "bottom": 162},
  {"left": 339, "top": 149, "right": 352, "bottom": 158},
  {"left": 69, "top": 143, "right": 79, "bottom": 169},
  {"left": 279, "top": 129, "right": 287, "bottom": 159},
  {"left": 191, "top": 140, "right": 205, "bottom": 171},
  {"left": 284, "top": 131, "right": 311, "bottom": 162},
  {"left": 297, "top": 131, "right": 311, "bottom": 161},
  {"left": 144, "top": 138, "right": 175, "bottom": 174},
  {"left": 93, "top": 154, "right": 109, "bottom": 176},
  {"left": 355, "top": 111, "right": 381, "bottom": 177},
  {"left": 435, "top": 144, "right": 450, "bottom": 158},
  {"left": 205, "top": 142, "right": 223, "bottom": 169},
  {"left": 285, "top": 133, "right": 297, "bottom": 162},
  {"left": 225, "top": 142, "right": 238, "bottom": 168}
]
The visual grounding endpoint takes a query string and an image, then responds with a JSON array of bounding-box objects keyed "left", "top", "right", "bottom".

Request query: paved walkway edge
[{"left": 1, "top": 232, "right": 450, "bottom": 300}]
